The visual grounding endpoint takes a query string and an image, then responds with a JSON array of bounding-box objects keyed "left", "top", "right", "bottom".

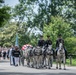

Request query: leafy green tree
[
  {"left": 0, "top": 22, "right": 17, "bottom": 46},
  {"left": 0, "top": 0, "right": 4, "bottom": 4},
  {"left": 0, "top": 22, "right": 32, "bottom": 47},
  {"left": 65, "top": 37, "right": 76, "bottom": 53},
  {"left": 16, "top": 0, "right": 76, "bottom": 33},
  {"left": 19, "top": 33, "right": 31, "bottom": 47},
  {"left": 0, "top": 0, "right": 11, "bottom": 27},
  {"left": 43, "top": 16, "right": 74, "bottom": 48}
]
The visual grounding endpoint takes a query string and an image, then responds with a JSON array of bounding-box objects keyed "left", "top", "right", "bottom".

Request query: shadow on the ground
[
  {"left": 0, "top": 69, "right": 5, "bottom": 70},
  {"left": 0, "top": 60, "right": 9, "bottom": 63},
  {"left": 0, "top": 72, "right": 76, "bottom": 75}
]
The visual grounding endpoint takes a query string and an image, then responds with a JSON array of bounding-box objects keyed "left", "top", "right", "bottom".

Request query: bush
[{"left": 65, "top": 37, "right": 76, "bottom": 53}]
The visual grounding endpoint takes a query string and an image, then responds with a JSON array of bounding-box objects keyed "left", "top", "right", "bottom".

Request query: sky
[
  {"left": 4, "top": 0, "right": 38, "bottom": 13},
  {"left": 4, "top": 0, "right": 19, "bottom": 7}
]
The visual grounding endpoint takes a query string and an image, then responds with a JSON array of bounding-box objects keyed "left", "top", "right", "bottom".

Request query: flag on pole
[{"left": 15, "top": 33, "right": 19, "bottom": 47}]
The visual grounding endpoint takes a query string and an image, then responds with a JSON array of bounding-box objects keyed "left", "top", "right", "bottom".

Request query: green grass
[
  {"left": 53, "top": 58, "right": 76, "bottom": 66},
  {"left": 66, "top": 58, "right": 76, "bottom": 66}
]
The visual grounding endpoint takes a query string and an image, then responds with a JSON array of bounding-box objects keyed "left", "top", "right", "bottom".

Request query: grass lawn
[{"left": 66, "top": 58, "right": 76, "bottom": 66}]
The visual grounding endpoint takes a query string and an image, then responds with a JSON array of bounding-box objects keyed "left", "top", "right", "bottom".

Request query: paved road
[{"left": 0, "top": 59, "right": 76, "bottom": 75}]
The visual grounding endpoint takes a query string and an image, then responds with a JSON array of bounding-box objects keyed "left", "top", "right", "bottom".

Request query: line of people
[
  {"left": 0, "top": 46, "right": 10, "bottom": 60},
  {"left": 0, "top": 34, "right": 67, "bottom": 67}
]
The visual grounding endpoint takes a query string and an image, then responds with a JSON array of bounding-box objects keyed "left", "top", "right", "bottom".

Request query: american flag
[{"left": 22, "top": 44, "right": 32, "bottom": 50}]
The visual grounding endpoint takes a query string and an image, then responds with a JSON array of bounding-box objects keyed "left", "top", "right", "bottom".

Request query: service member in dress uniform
[{"left": 12, "top": 46, "right": 21, "bottom": 66}]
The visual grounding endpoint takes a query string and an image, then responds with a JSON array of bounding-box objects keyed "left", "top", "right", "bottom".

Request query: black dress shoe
[{"left": 15, "top": 64, "right": 18, "bottom": 66}]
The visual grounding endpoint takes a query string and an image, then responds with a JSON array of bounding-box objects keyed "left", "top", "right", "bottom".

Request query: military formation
[
  {"left": 0, "top": 34, "right": 67, "bottom": 70},
  {"left": 20, "top": 34, "right": 67, "bottom": 69}
]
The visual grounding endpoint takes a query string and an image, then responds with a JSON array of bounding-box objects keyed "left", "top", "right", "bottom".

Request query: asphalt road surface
[{"left": 0, "top": 59, "right": 76, "bottom": 75}]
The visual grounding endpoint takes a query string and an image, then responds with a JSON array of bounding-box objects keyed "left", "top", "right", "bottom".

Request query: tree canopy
[
  {"left": 0, "top": 0, "right": 11, "bottom": 27},
  {"left": 0, "top": 0, "right": 76, "bottom": 53},
  {"left": 14, "top": 0, "right": 76, "bottom": 32}
]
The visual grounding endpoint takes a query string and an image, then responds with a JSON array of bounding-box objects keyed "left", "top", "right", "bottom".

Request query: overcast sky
[{"left": 4, "top": 0, "right": 19, "bottom": 7}]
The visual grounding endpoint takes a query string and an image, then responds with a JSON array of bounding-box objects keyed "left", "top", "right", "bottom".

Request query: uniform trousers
[{"left": 14, "top": 57, "right": 19, "bottom": 66}]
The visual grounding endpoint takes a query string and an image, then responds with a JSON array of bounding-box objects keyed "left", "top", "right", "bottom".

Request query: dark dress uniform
[
  {"left": 56, "top": 38, "right": 64, "bottom": 48},
  {"left": 45, "top": 39, "right": 52, "bottom": 47},
  {"left": 38, "top": 39, "right": 45, "bottom": 47},
  {"left": 56, "top": 38, "right": 67, "bottom": 58},
  {"left": 12, "top": 50, "right": 21, "bottom": 66}
]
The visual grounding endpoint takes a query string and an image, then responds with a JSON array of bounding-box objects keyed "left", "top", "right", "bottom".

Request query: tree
[
  {"left": 0, "top": 22, "right": 32, "bottom": 47},
  {"left": 0, "top": 0, "right": 11, "bottom": 27},
  {"left": 0, "top": 22, "right": 17, "bottom": 46},
  {"left": 16, "top": 0, "right": 76, "bottom": 34},
  {"left": 65, "top": 37, "right": 76, "bottom": 53},
  {"left": 43, "top": 16, "right": 74, "bottom": 48}
]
